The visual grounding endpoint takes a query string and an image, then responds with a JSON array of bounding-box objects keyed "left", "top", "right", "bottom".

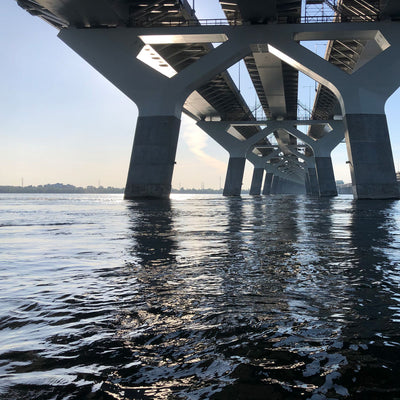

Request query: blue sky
[{"left": 1, "top": 1, "right": 400, "bottom": 189}]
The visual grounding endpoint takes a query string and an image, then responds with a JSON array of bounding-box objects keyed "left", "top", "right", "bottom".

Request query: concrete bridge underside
[{"left": 16, "top": 0, "right": 400, "bottom": 199}]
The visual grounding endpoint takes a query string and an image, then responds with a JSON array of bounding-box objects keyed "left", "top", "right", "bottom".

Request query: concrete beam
[{"left": 135, "top": 22, "right": 393, "bottom": 44}]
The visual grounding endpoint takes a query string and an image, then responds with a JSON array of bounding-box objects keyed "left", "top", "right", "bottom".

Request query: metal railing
[
  {"left": 131, "top": 13, "right": 380, "bottom": 28},
  {"left": 131, "top": 18, "right": 237, "bottom": 27}
]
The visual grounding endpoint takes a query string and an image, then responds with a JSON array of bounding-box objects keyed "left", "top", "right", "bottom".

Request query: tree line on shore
[
  {"left": 0, "top": 183, "right": 124, "bottom": 194},
  {"left": 0, "top": 183, "right": 357, "bottom": 195},
  {"left": 0, "top": 183, "right": 229, "bottom": 194}
]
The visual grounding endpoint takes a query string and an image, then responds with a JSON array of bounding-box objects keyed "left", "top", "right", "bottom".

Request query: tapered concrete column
[
  {"left": 279, "top": 178, "right": 286, "bottom": 194},
  {"left": 308, "top": 168, "right": 319, "bottom": 196},
  {"left": 281, "top": 178, "right": 302, "bottom": 194},
  {"left": 278, "top": 178, "right": 288, "bottom": 194},
  {"left": 315, "top": 156, "right": 337, "bottom": 197},
  {"left": 125, "top": 115, "right": 180, "bottom": 198},
  {"left": 281, "top": 178, "right": 288, "bottom": 194},
  {"left": 285, "top": 180, "right": 306, "bottom": 194},
  {"left": 280, "top": 178, "right": 297, "bottom": 194},
  {"left": 249, "top": 167, "right": 264, "bottom": 195},
  {"left": 305, "top": 174, "right": 312, "bottom": 195},
  {"left": 262, "top": 172, "right": 273, "bottom": 195},
  {"left": 271, "top": 175, "right": 280, "bottom": 194},
  {"left": 223, "top": 157, "right": 246, "bottom": 196},
  {"left": 345, "top": 114, "right": 398, "bottom": 199}
]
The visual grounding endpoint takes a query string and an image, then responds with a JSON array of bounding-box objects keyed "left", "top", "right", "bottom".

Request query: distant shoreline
[
  {"left": 0, "top": 184, "right": 124, "bottom": 194},
  {"left": 0, "top": 184, "right": 228, "bottom": 195},
  {"left": 1, "top": 183, "right": 356, "bottom": 195}
]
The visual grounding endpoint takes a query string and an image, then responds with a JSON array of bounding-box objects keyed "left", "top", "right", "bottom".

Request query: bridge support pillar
[
  {"left": 281, "top": 178, "right": 295, "bottom": 194},
  {"left": 279, "top": 177, "right": 290, "bottom": 194},
  {"left": 308, "top": 168, "right": 319, "bottom": 196},
  {"left": 223, "top": 157, "right": 246, "bottom": 196},
  {"left": 262, "top": 172, "right": 273, "bottom": 195},
  {"left": 125, "top": 115, "right": 180, "bottom": 199},
  {"left": 271, "top": 175, "right": 280, "bottom": 194},
  {"left": 249, "top": 167, "right": 264, "bottom": 195},
  {"left": 290, "top": 180, "right": 306, "bottom": 194},
  {"left": 305, "top": 174, "right": 312, "bottom": 195},
  {"left": 280, "top": 179, "right": 304, "bottom": 194},
  {"left": 315, "top": 156, "right": 337, "bottom": 197},
  {"left": 344, "top": 114, "right": 398, "bottom": 199}
]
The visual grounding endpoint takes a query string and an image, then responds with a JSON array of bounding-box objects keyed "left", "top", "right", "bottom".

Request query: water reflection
[
  {"left": 226, "top": 197, "right": 243, "bottom": 234},
  {"left": 331, "top": 200, "right": 400, "bottom": 398},
  {"left": 106, "top": 196, "right": 400, "bottom": 399},
  {"left": 347, "top": 200, "right": 399, "bottom": 335},
  {"left": 1, "top": 194, "right": 400, "bottom": 399},
  {"left": 126, "top": 199, "right": 177, "bottom": 267}
]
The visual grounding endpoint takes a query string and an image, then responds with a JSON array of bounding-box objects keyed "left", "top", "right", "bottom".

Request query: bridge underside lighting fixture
[{"left": 139, "top": 33, "right": 228, "bottom": 45}]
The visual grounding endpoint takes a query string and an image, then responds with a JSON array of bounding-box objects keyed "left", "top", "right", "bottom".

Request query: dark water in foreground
[{"left": 1, "top": 193, "right": 400, "bottom": 400}]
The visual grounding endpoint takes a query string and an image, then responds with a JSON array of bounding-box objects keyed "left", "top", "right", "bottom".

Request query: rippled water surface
[{"left": 1, "top": 193, "right": 400, "bottom": 399}]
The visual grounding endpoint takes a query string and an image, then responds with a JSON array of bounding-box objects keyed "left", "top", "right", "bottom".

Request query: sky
[{"left": 1, "top": 1, "right": 400, "bottom": 189}]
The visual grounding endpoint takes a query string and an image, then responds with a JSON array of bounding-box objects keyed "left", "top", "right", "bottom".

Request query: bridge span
[{"left": 15, "top": 0, "right": 400, "bottom": 199}]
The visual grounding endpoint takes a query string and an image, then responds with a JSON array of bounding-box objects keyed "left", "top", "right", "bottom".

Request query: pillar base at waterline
[
  {"left": 124, "top": 115, "right": 180, "bottom": 199},
  {"left": 345, "top": 114, "right": 399, "bottom": 200},
  {"left": 125, "top": 184, "right": 172, "bottom": 199}
]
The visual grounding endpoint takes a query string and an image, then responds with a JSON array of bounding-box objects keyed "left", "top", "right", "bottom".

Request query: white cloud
[{"left": 180, "top": 118, "right": 226, "bottom": 173}]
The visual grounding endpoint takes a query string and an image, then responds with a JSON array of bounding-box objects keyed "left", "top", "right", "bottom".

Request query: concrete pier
[
  {"left": 249, "top": 167, "right": 264, "bottom": 195},
  {"left": 315, "top": 156, "right": 337, "bottom": 197},
  {"left": 271, "top": 175, "right": 280, "bottom": 194},
  {"left": 124, "top": 116, "right": 180, "bottom": 199},
  {"left": 279, "top": 178, "right": 306, "bottom": 194},
  {"left": 308, "top": 168, "right": 319, "bottom": 196},
  {"left": 262, "top": 172, "right": 273, "bottom": 195},
  {"left": 223, "top": 157, "right": 246, "bottom": 196},
  {"left": 305, "top": 174, "right": 312, "bottom": 195},
  {"left": 345, "top": 114, "right": 399, "bottom": 199}
]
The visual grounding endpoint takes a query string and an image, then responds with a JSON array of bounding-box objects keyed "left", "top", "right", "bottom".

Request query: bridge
[{"left": 15, "top": 0, "right": 400, "bottom": 199}]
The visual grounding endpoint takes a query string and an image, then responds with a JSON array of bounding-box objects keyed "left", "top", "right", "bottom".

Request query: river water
[{"left": 0, "top": 193, "right": 400, "bottom": 399}]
